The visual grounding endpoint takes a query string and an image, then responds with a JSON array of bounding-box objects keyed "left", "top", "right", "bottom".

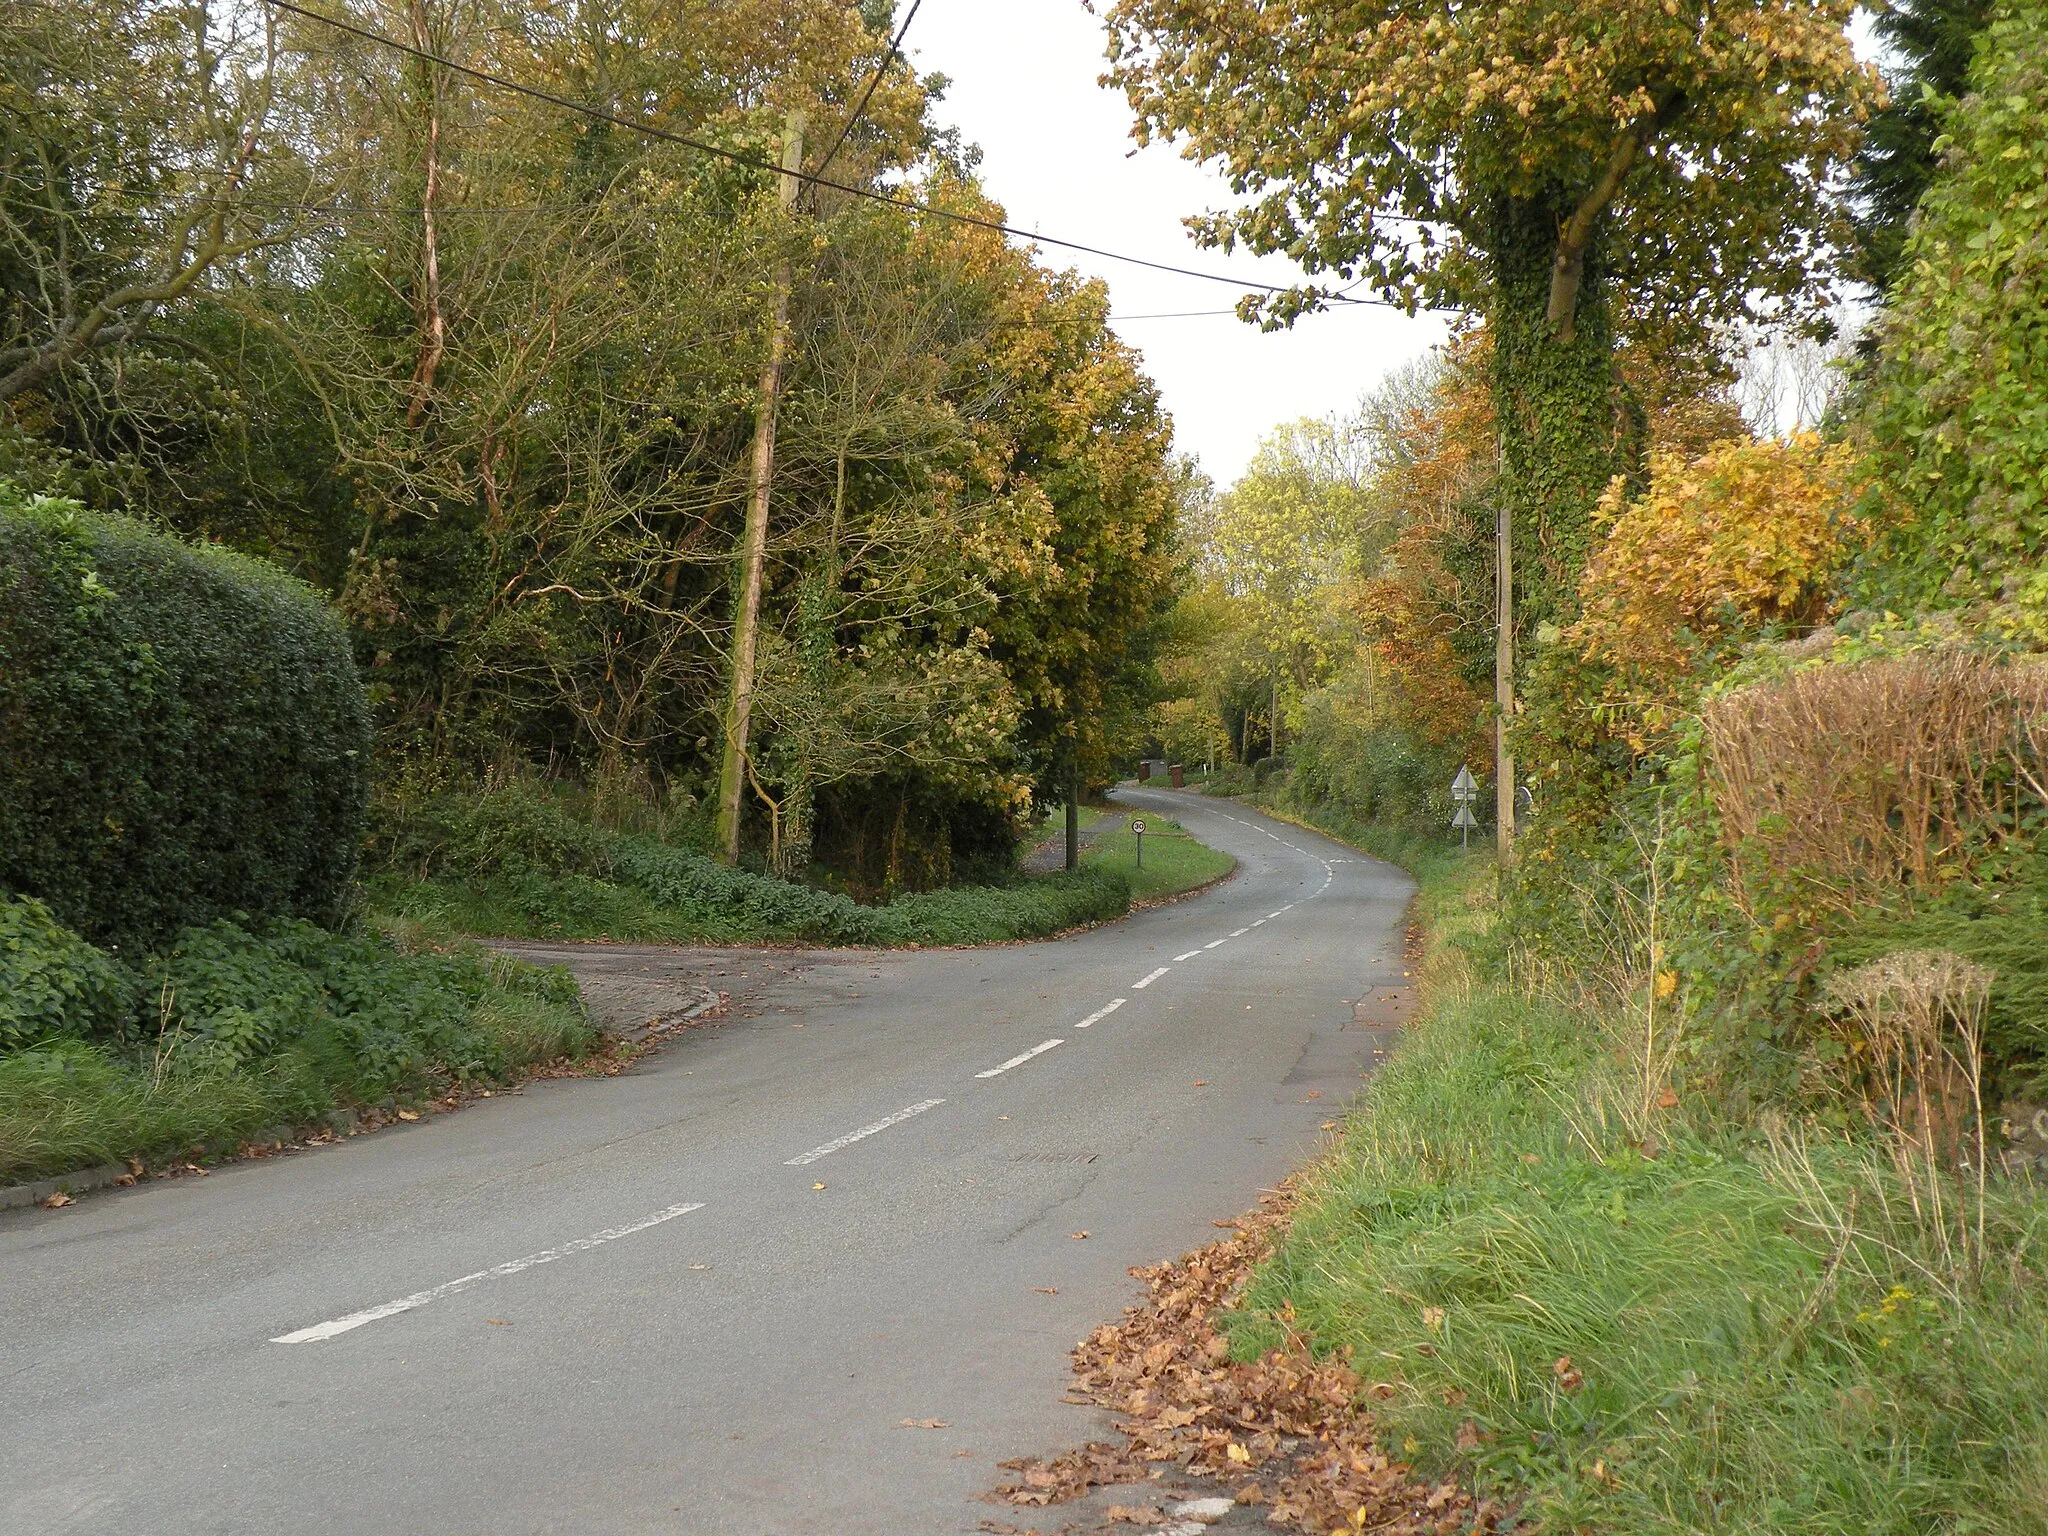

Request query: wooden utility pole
[
  {"left": 716, "top": 111, "right": 804, "bottom": 865},
  {"left": 1494, "top": 495, "right": 1515, "bottom": 855}
]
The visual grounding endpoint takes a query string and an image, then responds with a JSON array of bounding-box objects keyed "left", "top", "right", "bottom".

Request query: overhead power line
[
  {"left": 811, "top": 0, "right": 923, "bottom": 182},
  {"left": 258, "top": 0, "right": 1389, "bottom": 307}
]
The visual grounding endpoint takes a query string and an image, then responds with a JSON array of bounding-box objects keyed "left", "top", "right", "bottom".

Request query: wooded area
[{"left": 3, "top": 0, "right": 1183, "bottom": 887}]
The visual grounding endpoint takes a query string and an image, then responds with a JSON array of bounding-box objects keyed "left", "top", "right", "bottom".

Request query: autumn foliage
[{"left": 1566, "top": 434, "right": 1860, "bottom": 745}]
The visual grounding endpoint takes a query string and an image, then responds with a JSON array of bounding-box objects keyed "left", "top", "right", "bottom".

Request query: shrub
[
  {"left": 1702, "top": 650, "right": 2048, "bottom": 919},
  {"left": 0, "top": 894, "right": 135, "bottom": 1052},
  {"left": 141, "top": 916, "right": 585, "bottom": 1094},
  {"left": 1567, "top": 434, "right": 1859, "bottom": 746},
  {"left": 0, "top": 485, "right": 372, "bottom": 950}
]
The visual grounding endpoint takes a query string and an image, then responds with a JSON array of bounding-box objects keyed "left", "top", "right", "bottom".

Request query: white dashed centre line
[
  {"left": 786, "top": 1098, "right": 947, "bottom": 1166},
  {"left": 976, "top": 1039, "right": 1064, "bottom": 1079},
  {"left": 1132, "top": 967, "right": 1170, "bottom": 989},
  {"left": 1204, "top": 939, "right": 1228, "bottom": 950},
  {"left": 271, "top": 1201, "right": 706, "bottom": 1344},
  {"left": 1172, "top": 949, "right": 1203, "bottom": 962},
  {"left": 1250, "top": 919, "right": 1267, "bottom": 927},
  {"left": 1230, "top": 927, "right": 1249, "bottom": 937},
  {"left": 1074, "top": 999, "right": 1126, "bottom": 1029}
]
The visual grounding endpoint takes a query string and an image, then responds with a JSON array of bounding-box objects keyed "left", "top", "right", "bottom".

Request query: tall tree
[
  {"left": 1850, "top": 0, "right": 1996, "bottom": 292},
  {"left": 1103, "top": 0, "right": 1876, "bottom": 628}
]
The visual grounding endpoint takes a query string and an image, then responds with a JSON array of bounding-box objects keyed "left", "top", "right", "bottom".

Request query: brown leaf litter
[{"left": 989, "top": 1186, "right": 1504, "bottom": 1535}]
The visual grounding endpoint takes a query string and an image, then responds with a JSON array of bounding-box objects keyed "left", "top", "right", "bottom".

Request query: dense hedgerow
[
  {"left": 371, "top": 778, "right": 1132, "bottom": 946},
  {"left": 0, "top": 485, "right": 372, "bottom": 951},
  {"left": 1858, "top": 0, "right": 2048, "bottom": 627}
]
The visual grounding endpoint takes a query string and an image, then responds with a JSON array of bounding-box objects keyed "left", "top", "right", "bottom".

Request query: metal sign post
[
  {"left": 1450, "top": 765, "right": 1479, "bottom": 849},
  {"left": 1131, "top": 817, "right": 1146, "bottom": 869}
]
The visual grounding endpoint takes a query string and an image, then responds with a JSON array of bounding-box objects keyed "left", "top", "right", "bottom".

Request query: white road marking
[
  {"left": 271, "top": 1202, "right": 706, "bottom": 1343},
  {"left": 1250, "top": 919, "right": 1266, "bottom": 927},
  {"left": 1230, "top": 927, "right": 1249, "bottom": 937},
  {"left": 1172, "top": 949, "right": 1203, "bottom": 962},
  {"left": 1074, "top": 999, "right": 1126, "bottom": 1029},
  {"left": 1204, "top": 939, "right": 1227, "bottom": 950},
  {"left": 1132, "top": 967, "right": 1170, "bottom": 989},
  {"left": 976, "top": 1039, "right": 1064, "bottom": 1078},
  {"left": 786, "top": 1098, "right": 947, "bottom": 1165}
]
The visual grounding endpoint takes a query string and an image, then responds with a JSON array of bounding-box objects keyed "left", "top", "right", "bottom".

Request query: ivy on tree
[{"left": 1103, "top": 0, "right": 1878, "bottom": 621}]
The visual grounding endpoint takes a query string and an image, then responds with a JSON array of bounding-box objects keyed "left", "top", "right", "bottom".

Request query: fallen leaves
[
  {"left": 41, "top": 1192, "right": 72, "bottom": 1209},
  {"left": 1071, "top": 1231, "right": 1092, "bottom": 1240},
  {"left": 1553, "top": 1356, "right": 1584, "bottom": 1392},
  {"left": 988, "top": 1184, "right": 1497, "bottom": 1536},
  {"left": 899, "top": 1418, "right": 951, "bottom": 1429},
  {"left": 1032, "top": 1286, "right": 1060, "bottom": 1295},
  {"left": 812, "top": 1182, "right": 827, "bottom": 1191}
]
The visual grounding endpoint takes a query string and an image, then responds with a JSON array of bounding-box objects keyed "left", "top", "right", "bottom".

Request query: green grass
[
  {"left": 1082, "top": 816, "right": 1236, "bottom": 903},
  {"left": 1225, "top": 854, "right": 2048, "bottom": 1533}
]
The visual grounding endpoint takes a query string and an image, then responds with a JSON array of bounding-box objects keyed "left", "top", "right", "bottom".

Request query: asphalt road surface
[{"left": 0, "top": 788, "right": 1413, "bottom": 1536}]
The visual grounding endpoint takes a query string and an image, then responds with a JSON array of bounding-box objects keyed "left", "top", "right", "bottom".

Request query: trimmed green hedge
[{"left": 0, "top": 486, "right": 372, "bottom": 951}]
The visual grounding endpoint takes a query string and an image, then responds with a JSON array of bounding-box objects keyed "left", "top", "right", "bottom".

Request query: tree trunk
[
  {"left": 1065, "top": 753, "right": 1079, "bottom": 872},
  {"left": 1484, "top": 191, "right": 1644, "bottom": 636},
  {"left": 716, "top": 112, "right": 804, "bottom": 864},
  {"left": 1269, "top": 660, "right": 1280, "bottom": 759}
]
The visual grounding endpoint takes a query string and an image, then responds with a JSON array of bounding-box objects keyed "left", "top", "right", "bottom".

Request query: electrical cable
[
  {"left": 810, "top": 0, "right": 922, "bottom": 182},
  {"left": 258, "top": 0, "right": 1385, "bottom": 306}
]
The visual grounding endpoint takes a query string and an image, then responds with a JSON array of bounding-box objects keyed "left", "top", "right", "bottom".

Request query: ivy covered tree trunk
[{"left": 1485, "top": 192, "right": 1645, "bottom": 633}]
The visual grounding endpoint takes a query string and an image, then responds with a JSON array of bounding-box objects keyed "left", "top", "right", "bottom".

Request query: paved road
[{"left": 0, "top": 789, "right": 1412, "bottom": 1536}]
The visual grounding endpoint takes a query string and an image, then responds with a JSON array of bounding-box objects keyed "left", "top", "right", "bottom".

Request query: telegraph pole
[{"left": 717, "top": 111, "right": 804, "bottom": 864}]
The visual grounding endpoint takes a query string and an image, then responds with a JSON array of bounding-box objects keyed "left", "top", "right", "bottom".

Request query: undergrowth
[
  {"left": 0, "top": 894, "right": 593, "bottom": 1184},
  {"left": 1227, "top": 858, "right": 2048, "bottom": 1533},
  {"left": 370, "top": 778, "right": 1133, "bottom": 946}
]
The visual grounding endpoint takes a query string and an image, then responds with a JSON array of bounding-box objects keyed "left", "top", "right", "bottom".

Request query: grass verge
[
  {"left": 1223, "top": 843, "right": 2048, "bottom": 1533},
  {"left": 0, "top": 904, "right": 597, "bottom": 1187},
  {"left": 1083, "top": 815, "right": 1235, "bottom": 904}
]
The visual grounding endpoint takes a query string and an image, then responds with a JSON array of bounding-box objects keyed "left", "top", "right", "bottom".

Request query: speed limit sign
[{"left": 1131, "top": 818, "right": 1146, "bottom": 835}]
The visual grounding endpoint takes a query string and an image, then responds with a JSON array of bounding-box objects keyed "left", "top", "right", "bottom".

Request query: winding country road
[{"left": 0, "top": 788, "right": 1413, "bottom": 1536}]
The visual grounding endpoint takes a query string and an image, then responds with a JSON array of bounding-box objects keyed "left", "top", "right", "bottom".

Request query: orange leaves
[{"left": 1565, "top": 433, "right": 1860, "bottom": 745}]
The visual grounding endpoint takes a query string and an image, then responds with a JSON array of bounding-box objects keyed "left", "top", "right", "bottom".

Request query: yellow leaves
[{"left": 1566, "top": 433, "right": 1862, "bottom": 750}]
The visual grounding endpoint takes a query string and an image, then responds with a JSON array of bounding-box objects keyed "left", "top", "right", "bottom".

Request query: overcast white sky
[{"left": 907, "top": 2, "right": 1449, "bottom": 487}]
